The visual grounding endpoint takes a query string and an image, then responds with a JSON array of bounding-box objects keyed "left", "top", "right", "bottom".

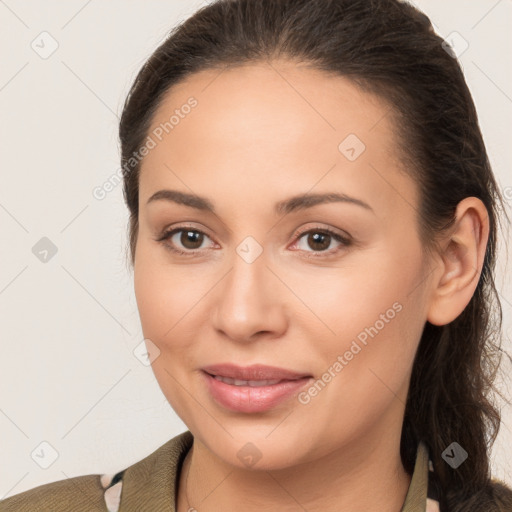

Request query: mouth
[
  {"left": 207, "top": 375, "right": 287, "bottom": 387},
  {"left": 200, "top": 363, "right": 313, "bottom": 413},
  {"left": 201, "top": 363, "right": 312, "bottom": 381}
]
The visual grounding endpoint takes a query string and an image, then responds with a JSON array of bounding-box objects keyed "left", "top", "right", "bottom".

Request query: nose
[{"left": 211, "top": 247, "right": 288, "bottom": 344}]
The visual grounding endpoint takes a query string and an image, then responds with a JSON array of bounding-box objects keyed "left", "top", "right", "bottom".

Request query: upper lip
[{"left": 202, "top": 363, "right": 312, "bottom": 381}]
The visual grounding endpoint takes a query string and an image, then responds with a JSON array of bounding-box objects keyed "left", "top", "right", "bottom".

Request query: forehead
[
  {"left": 147, "top": 60, "right": 393, "bottom": 150},
  {"left": 139, "top": 60, "right": 417, "bottom": 219}
]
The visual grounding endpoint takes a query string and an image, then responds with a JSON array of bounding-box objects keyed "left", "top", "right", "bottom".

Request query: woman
[{"left": 2, "top": 0, "right": 511, "bottom": 510}]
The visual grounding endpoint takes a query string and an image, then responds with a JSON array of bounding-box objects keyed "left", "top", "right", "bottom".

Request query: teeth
[{"left": 212, "top": 375, "right": 282, "bottom": 386}]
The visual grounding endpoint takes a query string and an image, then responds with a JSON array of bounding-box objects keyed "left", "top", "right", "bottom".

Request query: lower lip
[{"left": 202, "top": 371, "right": 312, "bottom": 413}]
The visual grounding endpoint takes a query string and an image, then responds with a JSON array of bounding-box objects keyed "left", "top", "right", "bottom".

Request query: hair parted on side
[{"left": 118, "top": 1, "right": 512, "bottom": 510}]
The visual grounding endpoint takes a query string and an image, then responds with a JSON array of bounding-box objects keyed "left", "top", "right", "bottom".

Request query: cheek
[
  {"left": 133, "top": 244, "right": 202, "bottom": 342},
  {"left": 296, "top": 296, "right": 422, "bottom": 451},
  {"left": 299, "top": 242, "right": 424, "bottom": 378},
  {"left": 285, "top": 250, "right": 422, "bottom": 351},
  {"left": 133, "top": 262, "right": 167, "bottom": 338},
  {"left": 133, "top": 252, "right": 199, "bottom": 420}
]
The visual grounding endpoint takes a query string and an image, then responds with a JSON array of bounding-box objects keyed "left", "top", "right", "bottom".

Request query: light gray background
[{"left": 1, "top": 0, "right": 511, "bottom": 498}]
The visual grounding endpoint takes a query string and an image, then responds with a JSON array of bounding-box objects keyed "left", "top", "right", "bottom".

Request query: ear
[{"left": 426, "top": 197, "right": 490, "bottom": 326}]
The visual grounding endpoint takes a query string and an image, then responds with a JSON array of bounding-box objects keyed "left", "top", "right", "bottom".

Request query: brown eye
[
  {"left": 304, "top": 232, "right": 331, "bottom": 252},
  {"left": 293, "top": 227, "right": 351, "bottom": 258},
  {"left": 177, "top": 230, "right": 204, "bottom": 250},
  {"left": 156, "top": 227, "right": 214, "bottom": 256},
  {"left": 156, "top": 225, "right": 351, "bottom": 258}
]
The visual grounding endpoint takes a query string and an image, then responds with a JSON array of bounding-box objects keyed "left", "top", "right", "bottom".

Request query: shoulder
[
  {"left": 483, "top": 478, "right": 512, "bottom": 510},
  {"left": 453, "top": 479, "right": 512, "bottom": 511},
  {"left": 415, "top": 443, "right": 512, "bottom": 512},
  {"left": 0, "top": 431, "right": 194, "bottom": 512},
  {"left": 435, "top": 478, "right": 512, "bottom": 511},
  {"left": 0, "top": 473, "right": 108, "bottom": 512}
]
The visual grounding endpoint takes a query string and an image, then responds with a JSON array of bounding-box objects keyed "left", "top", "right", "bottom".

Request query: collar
[
  {"left": 118, "top": 432, "right": 432, "bottom": 512},
  {"left": 401, "top": 440, "right": 430, "bottom": 512}
]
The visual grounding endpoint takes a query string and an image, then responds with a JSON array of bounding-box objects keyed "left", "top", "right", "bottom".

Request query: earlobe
[{"left": 426, "top": 197, "right": 489, "bottom": 326}]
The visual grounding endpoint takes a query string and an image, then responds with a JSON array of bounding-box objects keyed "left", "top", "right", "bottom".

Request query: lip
[
  {"left": 201, "top": 364, "right": 313, "bottom": 413},
  {"left": 201, "top": 363, "right": 311, "bottom": 381}
]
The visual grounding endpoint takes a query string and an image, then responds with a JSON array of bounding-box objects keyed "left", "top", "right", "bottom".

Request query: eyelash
[{"left": 155, "top": 224, "right": 352, "bottom": 259}]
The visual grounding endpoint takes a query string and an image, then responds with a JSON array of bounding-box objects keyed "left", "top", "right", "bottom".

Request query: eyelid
[
  {"left": 156, "top": 222, "right": 352, "bottom": 257},
  {"left": 291, "top": 224, "right": 350, "bottom": 243},
  {"left": 155, "top": 223, "right": 217, "bottom": 255},
  {"left": 289, "top": 224, "right": 351, "bottom": 257}
]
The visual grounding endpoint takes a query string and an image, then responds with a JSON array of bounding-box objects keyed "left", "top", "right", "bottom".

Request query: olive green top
[{"left": 0, "top": 430, "right": 434, "bottom": 511}]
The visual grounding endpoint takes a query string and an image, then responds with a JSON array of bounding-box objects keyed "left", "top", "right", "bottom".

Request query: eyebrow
[{"left": 146, "top": 189, "right": 374, "bottom": 215}]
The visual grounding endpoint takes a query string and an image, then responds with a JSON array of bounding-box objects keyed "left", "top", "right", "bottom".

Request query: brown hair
[{"left": 118, "top": 0, "right": 512, "bottom": 509}]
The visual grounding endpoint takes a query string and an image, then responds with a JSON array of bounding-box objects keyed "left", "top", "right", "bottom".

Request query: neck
[{"left": 177, "top": 428, "right": 412, "bottom": 512}]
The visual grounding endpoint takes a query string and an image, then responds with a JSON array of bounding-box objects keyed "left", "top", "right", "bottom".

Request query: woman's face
[{"left": 134, "top": 60, "right": 435, "bottom": 469}]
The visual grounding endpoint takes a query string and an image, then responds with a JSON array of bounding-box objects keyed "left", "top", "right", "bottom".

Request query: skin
[{"left": 133, "top": 60, "right": 489, "bottom": 511}]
